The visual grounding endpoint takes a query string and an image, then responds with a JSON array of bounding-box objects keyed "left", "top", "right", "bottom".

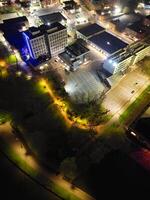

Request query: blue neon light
[{"left": 22, "top": 32, "right": 34, "bottom": 59}]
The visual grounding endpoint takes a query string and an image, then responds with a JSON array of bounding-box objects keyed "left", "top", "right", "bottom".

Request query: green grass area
[
  {"left": 0, "top": 137, "right": 82, "bottom": 200},
  {"left": 0, "top": 75, "right": 94, "bottom": 171},
  {"left": 49, "top": 181, "right": 81, "bottom": 200},
  {"left": 119, "top": 85, "right": 150, "bottom": 124},
  {"left": 99, "top": 123, "right": 127, "bottom": 149},
  {"left": 0, "top": 7, "right": 16, "bottom": 14},
  {"left": 6, "top": 55, "right": 17, "bottom": 65},
  {"left": 0, "top": 138, "right": 38, "bottom": 177},
  {"left": 45, "top": 72, "right": 110, "bottom": 126},
  {"left": 66, "top": 101, "right": 112, "bottom": 125},
  {"left": 0, "top": 112, "right": 11, "bottom": 124}
]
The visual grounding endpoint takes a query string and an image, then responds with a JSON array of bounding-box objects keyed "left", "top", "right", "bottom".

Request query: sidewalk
[{"left": 0, "top": 122, "right": 95, "bottom": 200}]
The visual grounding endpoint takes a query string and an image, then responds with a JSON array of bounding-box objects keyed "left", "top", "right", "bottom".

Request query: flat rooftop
[
  {"left": 3, "top": 16, "right": 28, "bottom": 24},
  {"left": 39, "top": 12, "right": 66, "bottom": 25},
  {"left": 77, "top": 23, "right": 105, "bottom": 38},
  {"left": 127, "top": 22, "right": 147, "bottom": 34},
  {"left": 23, "top": 26, "right": 43, "bottom": 39},
  {"left": 59, "top": 41, "right": 89, "bottom": 66},
  {"left": 23, "top": 22, "right": 66, "bottom": 39},
  {"left": 66, "top": 42, "right": 89, "bottom": 57},
  {"left": 146, "top": 15, "right": 150, "bottom": 20},
  {"left": 89, "top": 31, "right": 128, "bottom": 54}
]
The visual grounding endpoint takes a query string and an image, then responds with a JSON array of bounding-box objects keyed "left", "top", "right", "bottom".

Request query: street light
[{"left": 114, "top": 5, "right": 122, "bottom": 15}]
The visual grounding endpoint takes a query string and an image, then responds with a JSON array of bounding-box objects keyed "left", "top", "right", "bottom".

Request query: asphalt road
[{"left": 103, "top": 68, "right": 150, "bottom": 117}]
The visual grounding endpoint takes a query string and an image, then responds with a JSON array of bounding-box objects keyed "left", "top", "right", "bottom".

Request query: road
[
  {"left": 0, "top": 122, "right": 95, "bottom": 200},
  {"left": 103, "top": 68, "right": 150, "bottom": 118}
]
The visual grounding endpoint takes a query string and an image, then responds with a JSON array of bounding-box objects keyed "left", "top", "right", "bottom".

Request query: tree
[{"left": 60, "top": 157, "right": 78, "bottom": 181}]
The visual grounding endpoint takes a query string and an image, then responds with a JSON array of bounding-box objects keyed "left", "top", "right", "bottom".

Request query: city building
[
  {"left": 45, "top": 22, "right": 67, "bottom": 57},
  {"left": 23, "top": 26, "right": 48, "bottom": 59},
  {"left": 103, "top": 38, "right": 150, "bottom": 75},
  {"left": 144, "top": 15, "right": 150, "bottom": 26},
  {"left": 89, "top": 31, "right": 127, "bottom": 57},
  {"left": 23, "top": 22, "right": 67, "bottom": 59},
  {"left": 59, "top": 40, "right": 89, "bottom": 71},
  {"left": 77, "top": 23, "right": 105, "bottom": 41},
  {"left": 63, "top": 0, "right": 78, "bottom": 11},
  {"left": 125, "top": 22, "right": 148, "bottom": 41},
  {"left": 39, "top": 12, "right": 67, "bottom": 26},
  {"left": 2, "top": 16, "right": 29, "bottom": 31}
]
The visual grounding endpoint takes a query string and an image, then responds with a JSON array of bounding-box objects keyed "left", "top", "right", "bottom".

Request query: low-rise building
[
  {"left": 39, "top": 12, "right": 67, "bottom": 26},
  {"left": 89, "top": 31, "right": 128, "bottom": 57},
  {"left": 3, "top": 16, "right": 29, "bottom": 31},
  {"left": 77, "top": 23, "right": 105, "bottom": 41},
  {"left": 103, "top": 38, "right": 150, "bottom": 75},
  {"left": 144, "top": 15, "right": 150, "bottom": 26},
  {"left": 59, "top": 40, "right": 89, "bottom": 71},
  {"left": 63, "top": 0, "right": 79, "bottom": 11},
  {"left": 125, "top": 22, "right": 148, "bottom": 41}
]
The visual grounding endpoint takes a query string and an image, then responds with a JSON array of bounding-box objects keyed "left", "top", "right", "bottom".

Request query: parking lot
[{"left": 49, "top": 50, "right": 106, "bottom": 104}]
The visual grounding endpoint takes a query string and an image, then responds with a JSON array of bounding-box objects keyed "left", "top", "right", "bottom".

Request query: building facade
[
  {"left": 103, "top": 39, "right": 150, "bottom": 75},
  {"left": 23, "top": 27, "right": 48, "bottom": 59},
  {"left": 46, "top": 23, "right": 67, "bottom": 57}
]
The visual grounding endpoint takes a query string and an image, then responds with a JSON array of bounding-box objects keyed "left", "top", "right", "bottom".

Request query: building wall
[
  {"left": 29, "top": 35, "right": 48, "bottom": 59},
  {"left": 47, "top": 29, "right": 67, "bottom": 57},
  {"left": 132, "top": 45, "right": 150, "bottom": 65},
  {"left": 103, "top": 44, "right": 150, "bottom": 75},
  {"left": 77, "top": 32, "right": 89, "bottom": 41}
]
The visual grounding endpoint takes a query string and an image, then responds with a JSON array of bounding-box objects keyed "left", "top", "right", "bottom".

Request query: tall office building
[
  {"left": 23, "top": 23, "right": 67, "bottom": 59},
  {"left": 45, "top": 22, "right": 67, "bottom": 57}
]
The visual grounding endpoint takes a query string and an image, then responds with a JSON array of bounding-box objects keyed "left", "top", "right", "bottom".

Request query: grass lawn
[
  {"left": 0, "top": 112, "right": 11, "bottom": 124},
  {"left": 119, "top": 85, "right": 150, "bottom": 124},
  {"left": 0, "top": 137, "right": 81, "bottom": 200},
  {"left": 45, "top": 72, "right": 110, "bottom": 126}
]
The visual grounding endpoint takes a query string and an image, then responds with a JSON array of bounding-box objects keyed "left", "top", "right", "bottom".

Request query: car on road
[{"left": 131, "top": 90, "right": 135, "bottom": 94}]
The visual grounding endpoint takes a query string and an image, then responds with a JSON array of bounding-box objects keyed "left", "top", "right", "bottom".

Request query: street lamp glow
[
  {"left": 112, "top": 62, "right": 117, "bottom": 67},
  {"left": 114, "top": 5, "right": 121, "bottom": 14},
  {"left": 108, "top": 59, "right": 112, "bottom": 64}
]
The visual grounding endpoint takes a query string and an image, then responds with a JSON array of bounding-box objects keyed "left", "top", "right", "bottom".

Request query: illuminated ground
[
  {"left": 65, "top": 68, "right": 105, "bottom": 103},
  {"left": 103, "top": 68, "right": 150, "bottom": 117}
]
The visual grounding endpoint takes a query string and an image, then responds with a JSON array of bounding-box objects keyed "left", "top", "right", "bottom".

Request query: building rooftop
[
  {"left": 107, "top": 39, "right": 150, "bottom": 64},
  {"left": 23, "top": 22, "right": 66, "bottom": 39},
  {"left": 66, "top": 41, "right": 89, "bottom": 57},
  {"left": 59, "top": 40, "right": 89, "bottom": 67},
  {"left": 39, "top": 12, "right": 66, "bottom": 25},
  {"left": 23, "top": 26, "right": 43, "bottom": 39},
  {"left": 89, "top": 31, "right": 128, "bottom": 54},
  {"left": 3, "top": 16, "right": 28, "bottom": 24},
  {"left": 77, "top": 23, "right": 105, "bottom": 38},
  {"left": 145, "top": 15, "right": 150, "bottom": 20},
  {"left": 127, "top": 22, "right": 147, "bottom": 34},
  {"left": 41, "top": 22, "right": 66, "bottom": 34},
  {"left": 63, "top": 0, "right": 78, "bottom": 7}
]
